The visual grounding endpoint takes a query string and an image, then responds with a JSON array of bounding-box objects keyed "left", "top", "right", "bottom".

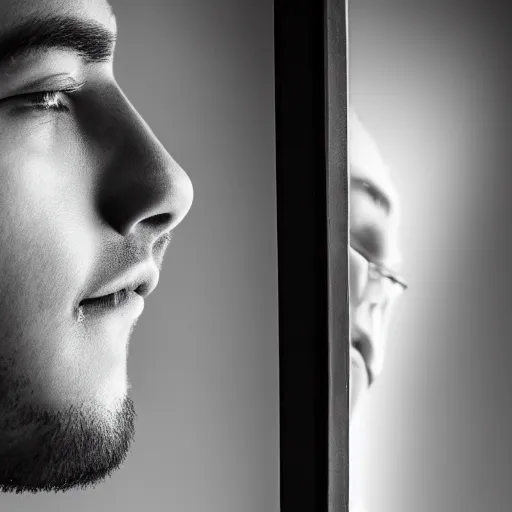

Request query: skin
[
  {"left": 0, "top": 0, "right": 193, "bottom": 493},
  {"left": 349, "top": 109, "right": 402, "bottom": 419},
  {"left": 349, "top": 110, "right": 403, "bottom": 509}
]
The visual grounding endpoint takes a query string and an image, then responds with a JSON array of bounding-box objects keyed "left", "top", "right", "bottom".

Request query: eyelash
[
  {"left": 22, "top": 82, "right": 86, "bottom": 113},
  {"left": 28, "top": 91, "right": 70, "bottom": 112}
]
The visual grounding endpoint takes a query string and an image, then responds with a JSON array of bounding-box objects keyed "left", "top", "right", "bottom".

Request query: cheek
[
  {"left": 0, "top": 145, "right": 95, "bottom": 299},
  {"left": 0, "top": 115, "right": 132, "bottom": 411},
  {"left": 0, "top": 120, "right": 96, "bottom": 280},
  {"left": 349, "top": 258, "right": 366, "bottom": 309},
  {"left": 378, "top": 299, "right": 396, "bottom": 340},
  {"left": 0, "top": 138, "right": 99, "bottom": 393}
]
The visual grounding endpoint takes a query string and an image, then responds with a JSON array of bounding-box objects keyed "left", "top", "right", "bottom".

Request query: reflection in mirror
[
  {"left": 348, "top": 107, "right": 407, "bottom": 512},
  {"left": 349, "top": 0, "right": 512, "bottom": 511},
  {"left": 0, "top": 0, "right": 277, "bottom": 510}
]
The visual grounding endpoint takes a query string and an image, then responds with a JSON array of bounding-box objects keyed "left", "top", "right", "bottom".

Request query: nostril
[{"left": 142, "top": 212, "right": 173, "bottom": 230}]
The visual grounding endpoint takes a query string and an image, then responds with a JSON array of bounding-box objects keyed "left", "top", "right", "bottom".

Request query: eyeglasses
[{"left": 350, "top": 243, "right": 408, "bottom": 303}]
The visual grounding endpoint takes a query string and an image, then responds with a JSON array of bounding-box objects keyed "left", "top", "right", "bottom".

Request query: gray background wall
[
  {"left": 349, "top": 1, "right": 512, "bottom": 511},
  {"left": 0, "top": 0, "right": 279, "bottom": 511}
]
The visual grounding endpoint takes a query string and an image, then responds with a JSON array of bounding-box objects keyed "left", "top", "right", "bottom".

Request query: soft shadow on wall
[{"left": 350, "top": 1, "right": 512, "bottom": 512}]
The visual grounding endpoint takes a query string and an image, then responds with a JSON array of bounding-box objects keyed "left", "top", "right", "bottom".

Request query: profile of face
[
  {"left": 349, "top": 110, "right": 405, "bottom": 422},
  {"left": 0, "top": 0, "right": 193, "bottom": 493}
]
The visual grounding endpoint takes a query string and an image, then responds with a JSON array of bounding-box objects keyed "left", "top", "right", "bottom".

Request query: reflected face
[
  {"left": 349, "top": 111, "right": 403, "bottom": 420},
  {"left": 0, "top": 0, "right": 193, "bottom": 493}
]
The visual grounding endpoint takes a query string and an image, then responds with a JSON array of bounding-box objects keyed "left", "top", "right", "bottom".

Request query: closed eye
[
  {"left": 24, "top": 91, "right": 70, "bottom": 112},
  {"left": 352, "top": 177, "right": 392, "bottom": 215},
  {"left": 5, "top": 82, "right": 86, "bottom": 113}
]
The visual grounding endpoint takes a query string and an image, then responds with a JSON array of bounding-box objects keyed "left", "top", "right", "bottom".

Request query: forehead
[
  {"left": 349, "top": 112, "right": 402, "bottom": 265},
  {"left": 349, "top": 111, "right": 399, "bottom": 219},
  {"left": 0, "top": 0, "right": 114, "bottom": 32}
]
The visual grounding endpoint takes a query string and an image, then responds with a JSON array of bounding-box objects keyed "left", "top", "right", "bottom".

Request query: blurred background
[
  {"left": 349, "top": 1, "right": 512, "bottom": 511},
  {"left": 0, "top": 0, "right": 278, "bottom": 511}
]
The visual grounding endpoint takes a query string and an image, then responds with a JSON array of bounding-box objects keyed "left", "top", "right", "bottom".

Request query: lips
[
  {"left": 80, "top": 288, "right": 132, "bottom": 308},
  {"left": 351, "top": 343, "right": 373, "bottom": 387},
  {"left": 350, "top": 346, "right": 369, "bottom": 384},
  {"left": 78, "top": 264, "right": 159, "bottom": 314}
]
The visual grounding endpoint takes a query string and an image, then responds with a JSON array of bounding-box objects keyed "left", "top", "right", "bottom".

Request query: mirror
[
  {"left": 349, "top": 1, "right": 509, "bottom": 511},
  {"left": 275, "top": 0, "right": 349, "bottom": 510}
]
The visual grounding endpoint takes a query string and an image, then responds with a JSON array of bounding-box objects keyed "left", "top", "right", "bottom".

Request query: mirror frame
[{"left": 274, "top": 0, "right": 349, "bottom": 510}]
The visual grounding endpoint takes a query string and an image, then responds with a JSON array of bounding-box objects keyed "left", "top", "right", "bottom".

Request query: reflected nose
[{"left": 97, "top": 89, "right": 194, "bottom": 239}]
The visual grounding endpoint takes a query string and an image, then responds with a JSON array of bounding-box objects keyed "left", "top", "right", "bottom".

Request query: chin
[
  {"left": 0, "top": 395, "right": 136, "bottom": 494},
  {"left": 350, "top": 354, "right": 369, "bottom": 420}
]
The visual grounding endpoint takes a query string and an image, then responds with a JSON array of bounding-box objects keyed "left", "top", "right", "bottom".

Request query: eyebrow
[
  {"left": 351, "top": 176, "right": 392, "bottom": 215},
  {"left": 0, "top": 15, "right": 117, "bottom": 67}
]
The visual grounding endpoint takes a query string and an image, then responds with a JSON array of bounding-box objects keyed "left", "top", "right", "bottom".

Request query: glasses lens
[{"left": 350, "top": 246, "right": 407, "bottom": 303}]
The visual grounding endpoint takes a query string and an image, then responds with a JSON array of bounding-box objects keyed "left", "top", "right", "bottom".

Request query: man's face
[
  {"left": 0, "top": 0, "right": 193, "bottom": 493},
  {"left": 349, "top": 112, "right": 403, "bottom": 421}
]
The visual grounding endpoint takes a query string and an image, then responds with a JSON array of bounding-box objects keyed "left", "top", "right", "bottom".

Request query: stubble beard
[{"left": 0, "top": 361, "right": 136, "bottom": 494}]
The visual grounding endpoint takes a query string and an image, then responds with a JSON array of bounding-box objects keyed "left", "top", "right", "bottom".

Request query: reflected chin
[
  {"left": 0, "top": 396, "right": 136, "bottom": 494},
  {"left": 350, "top": 348, "right": 370, "bottom": 421}
]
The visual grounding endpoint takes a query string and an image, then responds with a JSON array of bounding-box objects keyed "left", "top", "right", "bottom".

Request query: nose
[{"left": 95, "top": 87, "right": 194, "bottom": 239}]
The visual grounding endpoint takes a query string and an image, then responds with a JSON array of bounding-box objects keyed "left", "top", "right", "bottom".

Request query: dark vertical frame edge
[
  {"left": 275, "top": 0, "right": 349, "bottom": 510},
  {"left": 326, "top": 0, "right": 349, "bottom": 511}
]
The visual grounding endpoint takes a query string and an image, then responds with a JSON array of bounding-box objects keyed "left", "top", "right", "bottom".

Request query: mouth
[
  {"left": 80, "top": 287, "right": 137, "bottom": 309},
  {"left": 78, "top": 287, "right": 144, "bottom": 316},
  {"left": 350, "top": 344, "right": 373, "bottom": 387},
  {"left": 78, "top": 265, "right": 158, "bottom": 318}
]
